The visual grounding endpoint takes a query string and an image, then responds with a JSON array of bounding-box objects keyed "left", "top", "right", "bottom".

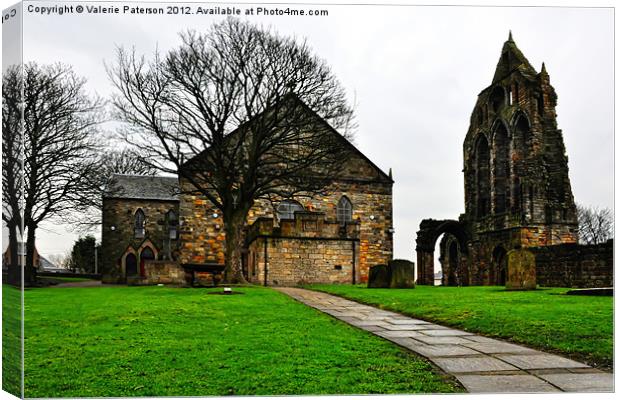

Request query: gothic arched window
[
  {"left": 489, "top": 86, "right": 506, "bottom": 113},
  {"left": 493, "top": 124, "right": 510, "bottom": 214},
  {"left": 475, "top": 135, "right": 491, "bottom": 218},
  {"left": 337, "top": 196, "right": 353, "bottom": 225},
  {"left": 134, "top": 209, "right": 145, "bottom": 238},
  {"left": 277, "top": 200, "right": 304, "bottom": 220}
]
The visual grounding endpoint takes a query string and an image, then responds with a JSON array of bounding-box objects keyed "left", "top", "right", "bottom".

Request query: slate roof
[{"left": 104, "top": 174, "right": 180, "bottom": 201}]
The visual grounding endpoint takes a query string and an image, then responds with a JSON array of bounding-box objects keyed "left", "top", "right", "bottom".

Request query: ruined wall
[
  {"left": 101, "top": 198, "right": 178, "bottom": 283},
  {"left": 462, "top": 37, "right": 578, "bottom": 248},
  {"left": 532, "top": 241, "right": 613, "bottom": 288}
]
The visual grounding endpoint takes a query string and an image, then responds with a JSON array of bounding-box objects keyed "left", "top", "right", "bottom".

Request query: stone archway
[{"left": 415, "top": 219, "right": 469, "bottom": 285}]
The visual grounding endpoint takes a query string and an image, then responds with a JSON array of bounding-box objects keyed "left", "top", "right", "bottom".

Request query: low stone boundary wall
[
  {"left": 142, "top": 260, "right": 186, "bottom": 285},
  {"left": 531, "top": 240, "right": 613, "bottom": 288}
]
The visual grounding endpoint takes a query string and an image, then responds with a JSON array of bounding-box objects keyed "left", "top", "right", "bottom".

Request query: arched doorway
[
  {"left": 139, "top": 247, "right": 155, "bottom": 277},
  {"left": 492, "top": 246, "right": 507, "bottom": 286},
  {"left": 125, "top": 253, "right": 137, "bottom": 277},
  {"left": 416, "top": 219, "right": 469, "bottom": 285}
]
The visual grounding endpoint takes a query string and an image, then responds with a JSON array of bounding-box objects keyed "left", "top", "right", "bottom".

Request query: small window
[
  {"left": 337, "top": 196, "right": 353, "bottom": 225},
  {"left": 134, "top": 209, "right": 145, "bottom": 238},
  {"left": 277, "top": 200, "right": 304, "bottom": 220},
  {"left": 166, "top": 209, "right": 178, "bottom": 240}
]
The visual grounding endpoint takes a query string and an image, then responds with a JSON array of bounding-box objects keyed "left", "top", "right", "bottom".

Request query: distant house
[
  {"left": 2, "top": 242, "right": 40, "bottom": 270},
  {"left": 39, "top": 256, "right": 67, "bottom": 273}
]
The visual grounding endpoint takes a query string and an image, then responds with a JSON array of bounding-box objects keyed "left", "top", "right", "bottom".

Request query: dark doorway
[
  {"left": 492, "top": 246, "right": 507, "bottom": 286},
  {"left": 125, "top": 253, "right": 137, "bottom": 277},
  {"left": 140, "top": 247, "right": 155, "bottom": 277}
]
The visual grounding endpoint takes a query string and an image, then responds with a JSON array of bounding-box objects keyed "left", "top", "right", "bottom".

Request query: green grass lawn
[
  {"left": 22, "top": 285, "right": 461, "bottom": 397},
  {"left": 2, "top": 285, "right": 22, "bottom": 397},
  {"left": 308, "top": 285, "right": 613, "bottom": 369}
]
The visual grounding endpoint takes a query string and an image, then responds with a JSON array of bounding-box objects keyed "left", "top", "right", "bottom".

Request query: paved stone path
[{"left": 275, "top": 287, "right": 613, "bottom": 393}]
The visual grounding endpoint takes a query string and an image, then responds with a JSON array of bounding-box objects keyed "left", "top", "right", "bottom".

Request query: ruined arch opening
[
  {"left": 493, "top": 123, "right": 510, "bottom": 214},
  {"left": 489, "top": 86, "right": 506, "bottom": 113},
  {"left": 416, "top": 219, "right": 469, "bottom": 286},
  {"left": 436, "top": 233, "right": 463, "bottom": 286},
  {"left": 475, "top": 135, "right": 491, "bottom": 218}
]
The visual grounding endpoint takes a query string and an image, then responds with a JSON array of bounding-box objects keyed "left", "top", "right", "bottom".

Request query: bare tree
[
  {"left": 47, "top": 252, "right": 71, "bottom": 270},
  {"left": 69, "top": 148, "right": 158, "bottom": 232},
  {"left": 109, "top": 18, "right": 355, "bottom": 283},
  {"left": 576, "top": 204, "right": 614, "bottom": 245},
  {"left": 2, "top": 66, "right": 24, "bottom": 285},
  {"left": 3, "top": 63, "right": 104, "bottom": 284}
]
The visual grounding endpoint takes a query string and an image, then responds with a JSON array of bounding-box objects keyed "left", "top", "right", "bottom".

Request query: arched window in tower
[
  {"left": 337, "top": 196, "right": 353, "bottom": 225},
  {"left": 475, "top": 135, "right": 491, "bottom": 218},
  {"left": 489, "top": 86, "right": 505, "bottom": 113},
  {"left": 277, "top": 200, "right": 304, "bottom": 220},
  {"left": 493, "top": 123, "right": 510, "bottom": 214},
  {"left": 134, "top": 209, "right": 145, "bottom": 239},
  {"left": 514, "top": 113, "right": 531, "bottom": 160}
]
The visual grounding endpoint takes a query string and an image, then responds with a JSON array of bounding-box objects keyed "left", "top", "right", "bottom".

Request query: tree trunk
[
  {"left": 6, "top": 221, "right": 21, "bottom": 287},
  {"left": 24, "top": 224, "right": 37, "bottom": 285},
  {"left": 222, "top": 210, "right": 248, "bottom": 284}
]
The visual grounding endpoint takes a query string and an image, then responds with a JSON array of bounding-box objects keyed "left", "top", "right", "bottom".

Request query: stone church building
[
  {"left": 416, "top": 34, "right": 612, "bottom": 288},
  {"left": 101, "top": 103, "right": 394, "bottom": 286}
]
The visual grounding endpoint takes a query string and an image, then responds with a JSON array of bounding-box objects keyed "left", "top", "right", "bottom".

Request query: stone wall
[
  {"left": 101, "top": 198, "right": 179, "bottom": 283},
  {"left": 532, "top": 240, "right": 613, "bottom": 288},
  {"left": 142, "top": 260, "right": 186, "bottom": 285},
  {"left": 248, "top": 237, "right": 358, "bottom": 286},
  {"left": 246, "top": 214, "right": 360, "bottom": 286}
]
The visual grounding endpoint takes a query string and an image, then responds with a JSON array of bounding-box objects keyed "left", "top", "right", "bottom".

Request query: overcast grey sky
[{"left": 2, "top": 1, "right": 614, "bottom": 262}]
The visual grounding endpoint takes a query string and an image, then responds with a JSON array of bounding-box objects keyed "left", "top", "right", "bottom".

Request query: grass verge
[
  {"left": 308, "top": 284, "right": 613, "bottom": 369},
  {"left": 2, "top": 284, "right": 22, "bottom": 397},
  {"left": 23, "top": 285, "right": 461, "bottom": 397}
]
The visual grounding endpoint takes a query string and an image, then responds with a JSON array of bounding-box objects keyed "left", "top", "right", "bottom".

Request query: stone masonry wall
[
  {"left": 142, "top": 260, "right": 186, "bottom": 285},
  {"left": 101, "top": 198, "right": 179, "bottom": 283},
  {"left": 248, "top": 236, "right": 358, "bottom": 286},
  {"left": 532, "top": 241, "right": 613, "bottom": 288}
]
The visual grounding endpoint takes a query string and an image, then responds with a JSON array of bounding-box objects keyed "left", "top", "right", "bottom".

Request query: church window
[
  {"left": 337, "top": 196, "right": 353, "bottom": 225},
  {"left": 134, "top": 209, "right": 145, "bottom": 239},
  {"left": 277, "top": 200, "right": 304, "bottom": 220},
  {"left": 167, "top": 209, "right": 178, "bottom": 240}
]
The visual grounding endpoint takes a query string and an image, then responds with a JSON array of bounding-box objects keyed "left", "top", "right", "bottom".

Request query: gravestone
[
  {"left": 506, "top": 249, "right": 537, "bottom": 290},
  {"left": 389, "top": 259, "right": 416, "bottom": 288},
  {"left": 368, "top": 264, "right": 390, "bottom": 288}
]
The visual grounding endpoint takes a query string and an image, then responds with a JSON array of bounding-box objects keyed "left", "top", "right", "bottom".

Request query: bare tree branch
[
  {"left": 576, "top": 204, "right": 614, "bottom": 245},
  {"left": 3, "top": 62, "right": 104, "bottom": 284},
  {"left": 108, "top": 18, "right": 356, "bottom": 283}
]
